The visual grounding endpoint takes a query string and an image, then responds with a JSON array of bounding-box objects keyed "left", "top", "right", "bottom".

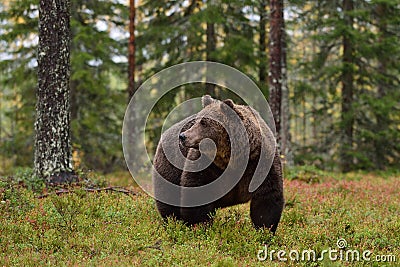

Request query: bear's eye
[{"left": 200, "top": 119, "right": 207, "bottom": 126}]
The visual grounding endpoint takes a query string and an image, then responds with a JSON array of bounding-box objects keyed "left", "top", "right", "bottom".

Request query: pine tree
[
  {"left": 258, "top": 0, "right": 267, "bottom": 90},
  {"left": 268, "top": 0, "right": 284, "bottom": 149},
  {"left": 138, "top": 0, "right": 257, "bottom": 78},
  {"left": 0, "top": 0, "right": 38, "bottom": 168},
  {"left": 340, "top": 0, "right": 355, "bottom": 172},
  {"left": 128, "top": 0, "right": 136, "bottom": 100},
  {"left": 205, "top": 0, "right": 217, "bottom": 96},
  {"left": 0, "top": 0, "right": 128, "bottom": 172},
  {"left": 138, "top": 0, "right": 259, "bottom": 152},
  {"left": 366, "top": 0, "right": 400, "bottom": 169},
  {"left": 287, "top": 0, "right": 400, "bottom": 170}
]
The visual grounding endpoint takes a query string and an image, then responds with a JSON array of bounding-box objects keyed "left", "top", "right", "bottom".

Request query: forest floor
[{"left": 0, "top": 167, "right": 399, "bottom": 266}]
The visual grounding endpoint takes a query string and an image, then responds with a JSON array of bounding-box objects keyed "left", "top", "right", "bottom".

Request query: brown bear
[{"left": 153, "top": 95, "right": 284, "bottom": 233}]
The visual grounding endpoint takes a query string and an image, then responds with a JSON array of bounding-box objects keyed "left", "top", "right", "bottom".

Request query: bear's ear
[
  {"left": 202, "top": 95, "right": 215, "bottom": 107},
  {"left": 220, "top": 99, "right": 243, "bottom": 119},
  {"left": 222, "top": 99, "right": 234, "bottom": 109},
  {"left": 220, "top": 99, "right": 235, "bottom": 114}
]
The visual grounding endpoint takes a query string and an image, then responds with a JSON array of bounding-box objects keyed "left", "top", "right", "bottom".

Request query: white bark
[{"left": 35, "top": 0, "right": 74, "bottom": 181}]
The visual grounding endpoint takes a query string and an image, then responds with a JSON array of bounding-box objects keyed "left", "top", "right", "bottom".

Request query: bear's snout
[{"left": 179, "top": 129, "right": 200, "bottom": 148}]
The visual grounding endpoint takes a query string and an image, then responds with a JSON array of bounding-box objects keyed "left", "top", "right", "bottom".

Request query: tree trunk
[
  {"left": 268, "top": 0, "right": 283, "bottom": 149},
  {"left": 374, "top": 2, "right": 389, "bottom": 170},
  {"left": 302, "top": 93, "right": 306, "bottom": 147},
  {"left": 35, "top": 0, "right": 75, "bottom": 182},
  {"left": 205, "top": 21, "right": 216, "bottom": 95},
  {"left": 340, "top": 0, "right": 354, "bottom": 172},
  {"left": 205, "top": 0, "right": 216, "bottom": 96},
  {"left": 0, "top": 92, "right": 2, "bottom": 173},
  {"left": 259, "top": 0, "right": 267, "bottom": 87},
  {"left": 128, "top": 0, "right": 136, "bottom": 100},
  {"left": 280, "top": 9, "right": 293, "bottom": 166}
]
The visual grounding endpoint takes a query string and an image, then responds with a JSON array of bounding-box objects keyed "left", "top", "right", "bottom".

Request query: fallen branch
[{"left": 37, "top": 186, "right": 136, "bottom": 199}]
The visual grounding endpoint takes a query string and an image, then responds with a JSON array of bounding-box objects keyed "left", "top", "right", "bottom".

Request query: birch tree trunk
[
  {"left": 35, "top": 0, "right": 74, "bottom": 182},
  {"left": 280, "top": 11, "right": 293, "bottom": 166}
]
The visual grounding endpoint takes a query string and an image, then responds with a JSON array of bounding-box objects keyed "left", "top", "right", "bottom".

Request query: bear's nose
[{"left": 179, "top": 133, "right": 186, "bottom": 142}]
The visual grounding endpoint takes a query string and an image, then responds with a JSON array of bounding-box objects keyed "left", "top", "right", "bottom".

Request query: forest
[
  {"left": 1, "top": 0, "right": 399, "bottom": 174},
  {"left": 0, "top": 0, "right": 399, "bottom": 266}
]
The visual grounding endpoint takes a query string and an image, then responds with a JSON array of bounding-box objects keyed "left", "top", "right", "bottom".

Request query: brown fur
[{"left": 153, "top": 95, "right": 284, "bottom": 233}]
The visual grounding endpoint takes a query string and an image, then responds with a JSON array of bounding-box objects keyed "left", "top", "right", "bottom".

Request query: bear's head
[{"left": 179, "top": 95, "right": 242, "bottom": 168}]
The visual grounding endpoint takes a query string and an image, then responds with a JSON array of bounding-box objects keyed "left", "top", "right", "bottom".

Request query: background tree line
[{"left": 0, "top": 0, "right": 399, "bottom": 175}]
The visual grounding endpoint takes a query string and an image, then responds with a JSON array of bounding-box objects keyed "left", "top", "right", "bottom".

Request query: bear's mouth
[{"left": 180, "top": 140, "right": 199, "bottom": 149}]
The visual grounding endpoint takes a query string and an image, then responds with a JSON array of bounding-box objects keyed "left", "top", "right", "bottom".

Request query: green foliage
[
  {"left": 68, "top": 0, "right": 128, "bottom": 171},
  {"left": 1, "top": 167, "right": 44, "bottom": 193},
  {"left": 138, "top": 0, "right": 257, "bottom": 75},
  {"left": 284, "top": 165, "right": 338, "bottom": 183},
  {"left": 137, "top": 0, "right": 262, "bottom": 158},
  {"left": 0, "top": 171, "right": 399, "bottom": 266},
  {"left": 13, "top": 167, "right": 45, "bottom": 192},
  {"left": 0, "top": 0, "right": 128, "bottom": 173},
  {"left": 288, "top": 0, "right": 400, "bottom": 170},
  {"left": 1, "top": 0, "right": 399, "bottom": 173},
  {"left": 0, "top": 0, "right": 37, "bottom": 169}
]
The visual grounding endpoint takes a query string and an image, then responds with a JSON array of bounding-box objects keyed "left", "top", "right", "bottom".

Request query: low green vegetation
[{"left": 0, "top": 169, "right": 399, "bottom": 266}]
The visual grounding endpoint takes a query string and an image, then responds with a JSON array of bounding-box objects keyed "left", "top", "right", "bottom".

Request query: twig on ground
[{"left": 37, "top": 186, "right": 136, "bottom": 199}]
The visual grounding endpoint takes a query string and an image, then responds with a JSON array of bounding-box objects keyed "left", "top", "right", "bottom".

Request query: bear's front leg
[
  {"left": 153, "top": 144, "right": 183, "bottom": 220},
  {"left": 180, "top": 148, "right": 218, "bottom": 225},
  {"left": 250, "top": 192, "right": 284, "bottom": 233},
  {"left": 250, "top": 151, "right": 284, "bottom": 233},
  {"left": 180, "top": 204, "right": 215, "bottom": 225},
  {"left": 180, "top": 176, "right": 217, "bottom": 224}
]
